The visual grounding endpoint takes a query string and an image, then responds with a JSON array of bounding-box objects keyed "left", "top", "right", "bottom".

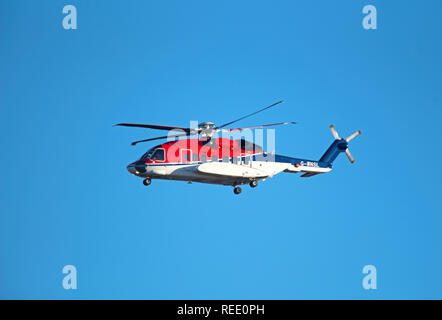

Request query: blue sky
[{"left": 1, "top": 0, "right": 442, "bottom": 299}]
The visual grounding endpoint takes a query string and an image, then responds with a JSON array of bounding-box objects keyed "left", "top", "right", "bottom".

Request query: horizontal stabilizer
[{"left": 300, "top": 172, "right": 321, "bottom": 178}]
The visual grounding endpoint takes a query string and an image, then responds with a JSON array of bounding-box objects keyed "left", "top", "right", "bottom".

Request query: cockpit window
[
  {"left": 140, "top": 148, "right": 165, "bottom": 161},
  {"left": 150, "top": 149, "right": 165, "bottom": 161},
  {"left": 141, "top": 149, "right": 155, "bottom": 160}
]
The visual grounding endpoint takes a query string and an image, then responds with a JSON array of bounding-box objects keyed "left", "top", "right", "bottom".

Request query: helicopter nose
[
  {"left": 127, "top": 161, "right": 147, "bottom": 175},
  {"left": 127, "top": 164, "right": 137, "bottom": 174}
]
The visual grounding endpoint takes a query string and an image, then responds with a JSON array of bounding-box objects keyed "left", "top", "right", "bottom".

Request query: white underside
[{"left": 137, "top": 161, "right": 332, "bottom": 186}]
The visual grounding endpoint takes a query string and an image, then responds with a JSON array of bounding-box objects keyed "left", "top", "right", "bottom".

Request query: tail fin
[{"left": 319, "top": 125, "right": 361, "bottom": 165}]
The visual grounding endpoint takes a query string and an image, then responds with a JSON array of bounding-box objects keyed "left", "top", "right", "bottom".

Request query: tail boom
[{"left": 278, "top": 124, "right": 361, "bottom": 178}]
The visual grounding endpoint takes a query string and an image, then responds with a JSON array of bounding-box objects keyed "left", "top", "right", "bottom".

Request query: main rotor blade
[
  {"left": 131, "top": 132, "right": 191, "bottom": 146},
  {"left": 216, "top": 100, "right": 284, "bottom": 129},
  {"left": 220, "top": 121, "right": 296, "bottom": 132},
  {"left": 329, "top": 125, "right": 340, "bottom": 140},
  {"left": 346, "top": 130, "right": 361, "bottom": 142},
  {"left": 116, "top": 123, "right": 197, "bottom": 134},
  {"left": 345, "top": 148, "right": 355, "bottom": 163}
]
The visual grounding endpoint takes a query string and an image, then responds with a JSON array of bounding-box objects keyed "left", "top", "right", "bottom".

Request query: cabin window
[
  {"left": 201, "top": 154, "right": 207, "bottom": 163},
  {"left": 222, "top": 156, "right": 229, "bottom": 163},
  {"left": 237, "top": 139, "right": 263, "bottom": 152},
  {"left": 192, "top": 154, "right": 199, "bottom": 162},
  {"left": 150, "top": 149, "right": 165, "bottom": 161},
  {"left": 212, "top": 155, "right": 219, "bottom": 162}
]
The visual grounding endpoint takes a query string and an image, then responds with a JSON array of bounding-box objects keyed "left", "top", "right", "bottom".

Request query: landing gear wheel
[
  {"left": 249, "top": 180, "right": 258, "bottom": 188},
  {"left": 143, "top": 178, "right": 151, "bottom": 186},
  {"left": 233, "top": 187, "right": 242, "bottom": 195}
]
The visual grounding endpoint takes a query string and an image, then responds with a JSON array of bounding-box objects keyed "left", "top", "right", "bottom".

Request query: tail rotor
[
  {"left": 325, "top": 125, "right": 361, "bottom": 164},
  {"left": 329, "top": 125, "right": 341, "bottom": 140},
  {"left": 345, "top": 149, "right": 355, "bottom": 164},
  {"left": 346, "top": 130, "right": 361, "bottom": 143}
]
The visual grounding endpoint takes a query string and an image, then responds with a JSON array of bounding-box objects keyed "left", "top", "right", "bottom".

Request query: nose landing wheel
[
  {"left": 143, "top": 178, "right": 151, "bottom": 186},
  {"left": 233, "top": 187, "right": 242, "bottom": 195},
  {"left": 249, "top": 180, "right": 258, "bottom": 188}
]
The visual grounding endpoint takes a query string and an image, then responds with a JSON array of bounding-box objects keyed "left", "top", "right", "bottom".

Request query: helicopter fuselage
[{"left": 126, "top": 138, "right": 332, "bottom": 186}]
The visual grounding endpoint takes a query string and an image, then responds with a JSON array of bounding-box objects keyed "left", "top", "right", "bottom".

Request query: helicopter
[{"left": 116, "top": 101, "right": 361, "bottom": 194}]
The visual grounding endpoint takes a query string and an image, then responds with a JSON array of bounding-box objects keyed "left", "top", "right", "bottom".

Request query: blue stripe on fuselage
[
  {"left": 271, "top": 154, "right": 331, "bottom": 168},
  {"left": 140, "top": 153, "right": 331, "bottom": 168}
]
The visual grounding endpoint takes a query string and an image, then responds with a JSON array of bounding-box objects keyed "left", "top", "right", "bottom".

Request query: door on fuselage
[
  {"left": 240, "top": 154, "right": 252, "bottom": 167},
  {"left": 181, "top": 149, "right": 192, "bottom": 163}
]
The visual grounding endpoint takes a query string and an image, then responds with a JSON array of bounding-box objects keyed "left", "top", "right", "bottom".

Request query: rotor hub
[{"left": 199, "top": 122, "right": 216, "bottom": 139}]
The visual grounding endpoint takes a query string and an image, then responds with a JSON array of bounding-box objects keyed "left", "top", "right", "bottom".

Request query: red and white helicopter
[{"left": 117, "top": 101, "right": 361, "bottom": 194}]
